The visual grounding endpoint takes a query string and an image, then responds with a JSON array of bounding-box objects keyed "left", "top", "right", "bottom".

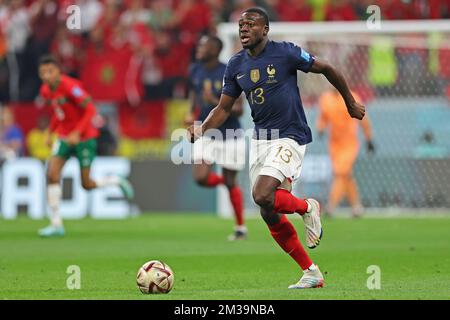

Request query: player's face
[
  {"left": 39, "top": 63, "right": 60, "bottom": 86},
  {"left": 196, "top": 36, "right": 216, "bottom": 62},
  {"left": 238, "top": 12, "right": 267, "bottom": 50}
]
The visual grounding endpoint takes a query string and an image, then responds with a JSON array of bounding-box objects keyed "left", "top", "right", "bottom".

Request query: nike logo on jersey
[{"left": 237, "top": 74, "right": 245, "bottom": 79}]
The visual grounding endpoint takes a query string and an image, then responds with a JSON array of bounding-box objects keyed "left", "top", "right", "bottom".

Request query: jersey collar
[
  {"left": 49, "top": 78, "right": 62, "bottom": 92},
  {"left": 246, "top": 40, "right": 272, "bottom": 59}
]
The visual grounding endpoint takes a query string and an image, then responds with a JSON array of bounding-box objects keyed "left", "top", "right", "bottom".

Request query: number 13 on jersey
[{"left": 249, "top": 87, "right": 265, "bottom": 105}]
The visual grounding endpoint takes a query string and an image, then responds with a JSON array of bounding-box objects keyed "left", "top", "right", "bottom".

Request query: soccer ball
[{"left": 136, "top": 260, "right": 174, "bottom": 294}]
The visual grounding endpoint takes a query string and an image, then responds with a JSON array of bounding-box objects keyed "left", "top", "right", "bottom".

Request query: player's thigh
[
  {"left": 252, "top": 174, "right": 281, "bottom": 210},
  {"left": 75, "top": 139, "right": 97, "bottom": 169},
  {"left": 48, "top": 139, "right": 71, "bottom": 182},
  {"left": 47, "top": 156, "right": 67, "bottom": 183},
  {"left": 330, "top": 146, "right": 358, "bottom": 177},
  {"left": 252, "top": 175, "right": 281, "bottom": 199}
]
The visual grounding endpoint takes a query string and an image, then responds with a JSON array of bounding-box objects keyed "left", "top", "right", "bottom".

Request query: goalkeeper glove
[{"left": 367, "top": 140, "right": 375, "bottom": 154}]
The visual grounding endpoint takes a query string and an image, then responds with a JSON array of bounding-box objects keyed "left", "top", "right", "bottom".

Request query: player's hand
[
  {"left": 184, "top": 113, "right": 195, "bottom": 126},
  {"left": 346, "top": 101, "right": 365, "bottom": 120},
  {"left": 67, "top": 131, "right": 80, "bottom": 145},
  {"left": 367, "top": 140, "right": 375, "bottom": 154},
  {"left": 186, "top": 125, "right": 203, "bottom": 143}
]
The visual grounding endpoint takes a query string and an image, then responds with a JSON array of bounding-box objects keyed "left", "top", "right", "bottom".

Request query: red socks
[
  {"left": 273, "top": 189, "right": 308, "bottom": 215},
  {"left": 268, "top": 215, "right": 313, "bottom": 270},
  {"left": 229, "top": 186, "right": 244, "bottom": 226},
  {"left": 205, "top": 172, "right": 224, "bottom": 187},
  {"left": 203, "top": 173, "right": 245, "bottom": 227}
]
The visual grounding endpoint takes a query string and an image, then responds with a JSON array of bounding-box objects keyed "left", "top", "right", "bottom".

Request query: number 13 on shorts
[
  {"left": 274, "top": 145, "right": 293, "bottom": 163},
  {"left": 268, "top": 140, "right": 306, "bottom": 182}
]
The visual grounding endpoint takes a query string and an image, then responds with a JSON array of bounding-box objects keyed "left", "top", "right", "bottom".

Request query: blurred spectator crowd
[
  {"left": 0, "top": 0, "right": 449, "bottom": 160},
  {"left": 0, "top": 0, "right": 449, "bottom": 103}
]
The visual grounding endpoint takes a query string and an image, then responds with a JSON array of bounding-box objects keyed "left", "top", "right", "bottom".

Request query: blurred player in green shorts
[{"left": 37, "top": 55, "right": 134, "bottom": 237}]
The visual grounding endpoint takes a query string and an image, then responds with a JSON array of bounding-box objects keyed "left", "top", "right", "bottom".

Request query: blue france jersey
[
  {"left": 222, "top": 41, "right": 315, "bottom": 145},
  {"left": 189, "top": 62, "right": 241, "bottom": 139}
]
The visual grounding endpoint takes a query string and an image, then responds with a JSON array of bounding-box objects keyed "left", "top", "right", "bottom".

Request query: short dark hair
[
  {"left": 207, "top": 35, "right": 223, "bottom": 53},
  {"left": 243, "top": 7, "right": 270, "bottom": 27},
  {"left": 39, "top": 54, "right": 60, "bottom": 67}
]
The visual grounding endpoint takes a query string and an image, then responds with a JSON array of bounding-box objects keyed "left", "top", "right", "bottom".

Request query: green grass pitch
[{"left": 0, "top": 214, "right": 449, "bottom": 300}]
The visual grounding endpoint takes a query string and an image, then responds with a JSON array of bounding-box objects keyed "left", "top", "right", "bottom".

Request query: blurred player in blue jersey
[
  {"left": 185, "top": 35, "right": 247, "bottom": 241},
  {"left": 187, "top": 7, "right": 365, "bottom": 289}
]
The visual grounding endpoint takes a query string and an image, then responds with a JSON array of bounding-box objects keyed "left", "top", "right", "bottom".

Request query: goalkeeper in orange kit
[{"left": 317, "top": 89, "right": 374, "bottom": 217}]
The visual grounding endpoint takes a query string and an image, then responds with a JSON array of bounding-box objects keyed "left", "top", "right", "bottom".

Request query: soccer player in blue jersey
[
  {"left": 187, "top": 7, "right": 365, "bottom": 289},
  {"left": 185, "top": 35, "right": 247, "bottom": 240}
]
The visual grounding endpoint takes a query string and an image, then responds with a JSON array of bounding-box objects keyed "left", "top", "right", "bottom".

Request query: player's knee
[
  {"left": 81, "top": 180, "right": 94, "bottom": 190},
  {"left": 224, "top": 179, "right": 236, "bottom": 190},
  {"left": 47, "top": 172, "right": 60, "bottom": 184},
  {"left": 194, "top": 175, "right": 208, "bottom": 187},
  {"left": 335, "top": 173, "right": 351, "bottom": 181},
  {"left": 222, "top": 171, "right": 237, "bottom": 189},
  {"left": 224, "top": 182, "right": 235, "bottom": 190},
  {"left": 252, "top": 189, "right": 274, "bottom": 210}
]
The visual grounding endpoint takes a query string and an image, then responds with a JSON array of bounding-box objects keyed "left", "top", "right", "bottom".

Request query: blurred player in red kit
[{"left": 37, "top": 55, "right": 134, "bottom": 237}]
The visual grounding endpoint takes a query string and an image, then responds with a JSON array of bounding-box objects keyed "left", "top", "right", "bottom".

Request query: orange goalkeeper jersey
[{"left": 317, "top": 90, "right": 361, "bottom": 174}]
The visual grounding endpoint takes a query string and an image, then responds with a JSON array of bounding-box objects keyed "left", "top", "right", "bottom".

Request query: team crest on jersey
[
  {"left": 72, "top": 87, "right": 83, "bottom": 97},
  {"left": 57, "top": 97, "right": 67, "bottom": 105},
  {"left": 250, "top": 69, "right": 260, "bottom": 83},
  {"left": 266, "top": 64, "right": 277, "bottom": 84}
]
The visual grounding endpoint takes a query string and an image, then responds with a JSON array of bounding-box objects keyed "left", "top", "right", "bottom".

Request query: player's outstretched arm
[
  {"left": 310, "top": 58, "right": 365, "bottom": 120},
  {"left": 187, "top": 94, "right": 236, "bottom": 143}
]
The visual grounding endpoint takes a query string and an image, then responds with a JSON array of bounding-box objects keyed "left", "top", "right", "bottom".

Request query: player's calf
[
  {"left": 273, "top": 189, "right": 309, "bottom": 215},
  {"left": 259, "top": 207, "right": 281, "bottom": 226}
]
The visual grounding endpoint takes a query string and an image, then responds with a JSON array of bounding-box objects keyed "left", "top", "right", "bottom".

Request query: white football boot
[
  {"left": 288, "top": 265, "right": 325, "bottom": 289},
  {"left": 302, "top": 199, "right": 323, "bottom": 249}
]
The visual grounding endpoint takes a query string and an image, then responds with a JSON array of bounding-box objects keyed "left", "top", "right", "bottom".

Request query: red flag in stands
[{"left": 119, "top": 101, "right": 165, "bottom": 139}]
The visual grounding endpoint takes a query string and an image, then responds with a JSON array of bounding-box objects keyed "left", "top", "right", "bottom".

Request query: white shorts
[
  {"left": 192, "top": 136, "right": 246, "bottom": 171},
  {"left": 249, "top": 138, "right": 306, "bottom": 190}
]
